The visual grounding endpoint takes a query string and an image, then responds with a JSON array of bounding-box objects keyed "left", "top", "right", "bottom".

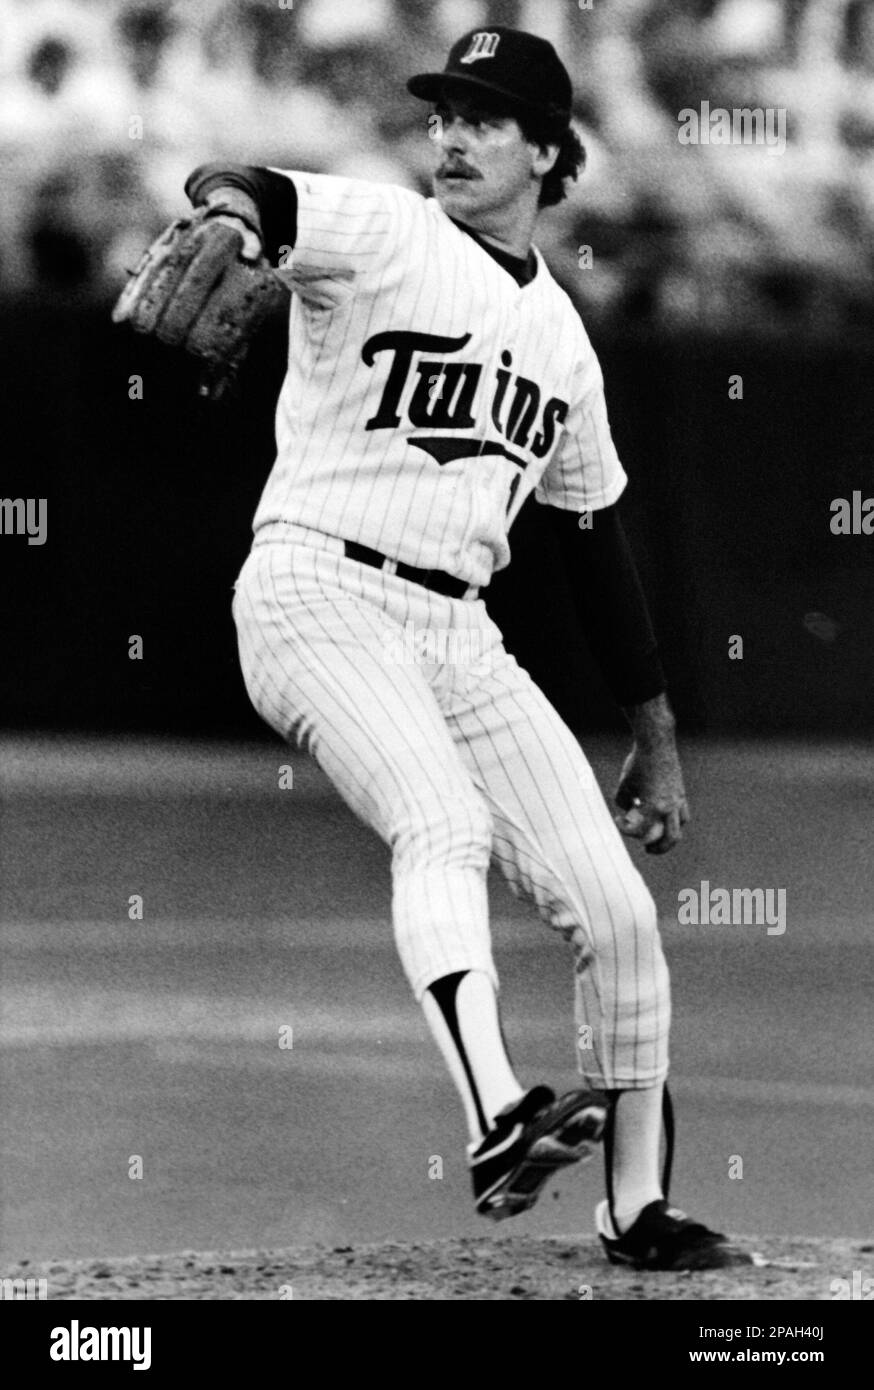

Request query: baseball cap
[{"left": 407, "top": 26, "right": 573, "bottom": 131}]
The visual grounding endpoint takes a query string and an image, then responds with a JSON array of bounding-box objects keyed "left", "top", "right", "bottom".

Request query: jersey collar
[{"left": 449, "top": 216, "right": 538, "bottom": 288}]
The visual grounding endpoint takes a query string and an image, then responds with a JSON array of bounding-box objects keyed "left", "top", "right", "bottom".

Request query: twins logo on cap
[
  {"left": 460, "top": 32, "right": 501, "bottom": 64},
  {"left": 407, "top": 27, "right": 573, "bottom": 128}
]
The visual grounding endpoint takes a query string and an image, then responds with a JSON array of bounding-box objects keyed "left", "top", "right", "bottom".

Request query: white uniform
[{"left": 233, "top": 171, "right": 670, "bottom": 1090}]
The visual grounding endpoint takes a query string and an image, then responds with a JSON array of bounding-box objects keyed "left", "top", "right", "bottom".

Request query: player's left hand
[
  {"left": 614, "top": 739, "right": 689, "bottom": 855},
  {"left": 203, "top": 211, "right": 264, "bottom": 264}
]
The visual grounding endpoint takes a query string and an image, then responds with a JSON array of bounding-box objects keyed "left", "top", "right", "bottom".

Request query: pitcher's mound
[{"left": 13, "top": 1234, "right": 870, "bottom": 1300}]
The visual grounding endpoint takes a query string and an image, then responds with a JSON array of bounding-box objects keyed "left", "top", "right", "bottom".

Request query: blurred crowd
[{"left": 1, "top": 0, "right": 872, "bottom": 335}]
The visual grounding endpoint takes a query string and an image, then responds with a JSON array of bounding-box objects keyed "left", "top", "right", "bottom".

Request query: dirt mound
[{"left": 10, "top": 1234, "right": 870, "bottom": 1300}]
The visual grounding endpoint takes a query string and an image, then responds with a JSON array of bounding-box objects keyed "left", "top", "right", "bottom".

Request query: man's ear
[{"left": 531, "top": 141, "right": 560, "bottom": 179}]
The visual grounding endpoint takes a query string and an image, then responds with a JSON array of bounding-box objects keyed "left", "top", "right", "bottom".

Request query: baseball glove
[{"left": 112, "top": 206, "right": 289, "bottom": 399}]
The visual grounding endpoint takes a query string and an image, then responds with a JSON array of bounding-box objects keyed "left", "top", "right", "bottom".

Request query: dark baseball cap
[{"left": 407, "top": 26, "right": 573, "bottom": 130}]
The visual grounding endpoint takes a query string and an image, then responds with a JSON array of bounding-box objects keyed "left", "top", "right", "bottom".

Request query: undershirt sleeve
[
  {"left": 547, "top": 500, "right": 667, "bottom": 707},
  {"left": 185, "top": 163, "right": 298, "bottom": 266}
]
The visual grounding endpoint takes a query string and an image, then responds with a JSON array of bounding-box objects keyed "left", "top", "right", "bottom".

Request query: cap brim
[
  {"left": 406, "top": 72, "right": 451, "bottom": 102},
  {"left": 406, "top": 71, "right": 548, "bottom": 117}
]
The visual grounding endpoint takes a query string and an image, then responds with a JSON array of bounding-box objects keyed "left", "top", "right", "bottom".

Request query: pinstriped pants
[{"left": 232, "top": 528, "right": 670, "bottom": 1089}]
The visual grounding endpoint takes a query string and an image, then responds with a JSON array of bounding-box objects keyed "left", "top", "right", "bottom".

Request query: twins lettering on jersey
[{"left": 362, "top": 330, "right": 569, "bottom": 475}]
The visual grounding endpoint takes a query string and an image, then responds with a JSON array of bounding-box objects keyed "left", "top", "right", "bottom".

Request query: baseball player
[{"left": 179, "top": 26, "right": 747, "bottom": 1271}]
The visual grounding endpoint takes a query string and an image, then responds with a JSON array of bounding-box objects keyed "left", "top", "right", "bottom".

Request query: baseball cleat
[
  {"left": 470, "top": 1085, "right": 607, "bottom": 1221},
  {"left": 595, "top": 1198, "right": 752, "bottom": 1271}
]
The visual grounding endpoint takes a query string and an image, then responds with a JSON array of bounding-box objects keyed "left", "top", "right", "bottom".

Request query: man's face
[{"left": 431, "top": 85, "right": 542, "bottom": 225}]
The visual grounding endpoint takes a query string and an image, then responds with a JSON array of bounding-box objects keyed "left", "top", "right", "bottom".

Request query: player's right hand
[{"left": 614, "top": 741, "right": 690, "bottom": 855}]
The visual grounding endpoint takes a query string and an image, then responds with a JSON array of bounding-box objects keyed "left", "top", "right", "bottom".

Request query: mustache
[{"left": 436, "top": 161, "right": 481, "bottom": 179}]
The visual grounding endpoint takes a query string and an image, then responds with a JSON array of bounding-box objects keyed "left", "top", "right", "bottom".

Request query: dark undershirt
[
  {"left": 548, "top": 505, "right": 666, "bottom": 707},
  {"left": 184, "top": 163, "right": 297, "bottom": 267},
  {"left": 449, "top": 217, "right": 537, "bottom": 286},
  {"left": 183, "top": 162, "right": 666, "bottom": 706}
]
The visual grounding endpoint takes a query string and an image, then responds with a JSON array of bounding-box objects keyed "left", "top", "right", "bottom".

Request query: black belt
[{"left": 343, "top": 539, "right": 472, "bottom": 599}]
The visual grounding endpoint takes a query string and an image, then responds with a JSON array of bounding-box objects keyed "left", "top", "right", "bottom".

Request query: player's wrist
[{"left": 624, "top": 693, "right": 676, "bottom": 750}]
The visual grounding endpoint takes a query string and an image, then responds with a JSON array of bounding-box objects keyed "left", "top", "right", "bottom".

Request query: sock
[
  {"left": 423, "top": 970, "right": 524, "bottom": 1145},
  {"left": 608, "top": 1083, "right": 665, "bottom": 1233}
]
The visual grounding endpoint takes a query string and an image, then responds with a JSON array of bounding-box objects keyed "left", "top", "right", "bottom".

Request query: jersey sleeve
[
  {"left": 534, "top": 337, "right": 627, "bottom": 513},
  {"left": 268, "top": 169, "right": 407, "bottom": 300}
]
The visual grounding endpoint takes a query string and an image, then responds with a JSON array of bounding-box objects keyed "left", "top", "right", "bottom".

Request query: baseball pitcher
[{"left": 118, "top": 25, "right": 749, "bottom": 1271}]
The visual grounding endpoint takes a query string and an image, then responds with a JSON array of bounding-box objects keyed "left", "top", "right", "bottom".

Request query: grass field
[{"left": 1, "top": 734, "right": 872, "bottom": 1297}]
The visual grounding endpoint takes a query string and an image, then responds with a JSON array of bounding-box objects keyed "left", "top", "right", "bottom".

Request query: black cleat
[
  {"left": 470, "top": 1085, "right": 607, "bottom": 1221},
  {"left": 596, "top": 1198, "right": 752, "bottom": 1271}
]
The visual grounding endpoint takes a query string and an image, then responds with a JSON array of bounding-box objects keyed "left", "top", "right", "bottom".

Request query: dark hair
[{"left": 519, "top": 115, "right": 586, "bottom": 208}]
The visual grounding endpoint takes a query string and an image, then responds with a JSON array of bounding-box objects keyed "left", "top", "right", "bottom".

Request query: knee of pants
[
  {"left": 622, "top": 877, "right": 659, "bottom": 946},
  {"left": 606, "top": 880, "right": 670, "bottom": 1020},
  {"left": 610, "top": 878, "right": 666, "bottom": 975},
  {"left": 571, "top": 876, "right": 666, "bottom": 984},
  {"left": 630, "top": 888, "right": 671, "bottom": 1014},
  {"left": 572, "top": 881, "right": 671, "bottom": 1083},
  {"left": 390, "top": 791, "right": 493, "bottom": 878}
]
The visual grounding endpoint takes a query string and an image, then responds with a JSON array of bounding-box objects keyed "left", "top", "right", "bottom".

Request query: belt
[{"left": 344, "top": 539, "right": 474, "bottom": 600}]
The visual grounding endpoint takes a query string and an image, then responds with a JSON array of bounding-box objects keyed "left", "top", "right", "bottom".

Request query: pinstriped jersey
[{"left": 253, "top": 170, "right": 627, "bottom": 589}]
